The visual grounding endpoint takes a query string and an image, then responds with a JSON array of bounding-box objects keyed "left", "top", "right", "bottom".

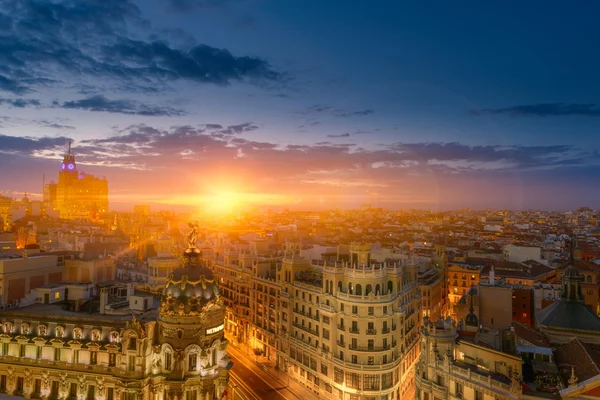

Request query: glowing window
[{"left": 54, "top": 292, "right": 60, "bottom": 300}]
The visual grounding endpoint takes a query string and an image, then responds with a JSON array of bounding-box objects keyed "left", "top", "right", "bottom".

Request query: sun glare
[{"left": 205, "top": 191, "right": 244, "bottom": 214}]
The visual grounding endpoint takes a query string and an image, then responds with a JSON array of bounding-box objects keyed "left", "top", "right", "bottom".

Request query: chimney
[
  {"left": 99, "top": 288, "right": 108, "bottom": 314},
  {"left": 490, "top": 265, "right": 495, "bottom": 286}
]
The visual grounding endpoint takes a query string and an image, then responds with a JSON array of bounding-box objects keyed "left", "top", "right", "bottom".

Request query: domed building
[
  {"left": 536, "top": 263, "right": 600, "bottom": 344},
  {"left": 0, "top": 225, "right": 230, "bottom": 400},
  {"left": 155, "top": 234, "right": 231, "bottom": 399}
]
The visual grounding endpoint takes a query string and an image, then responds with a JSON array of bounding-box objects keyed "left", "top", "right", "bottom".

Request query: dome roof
[
  {"left": 465, "top": 309, "right": 479, "bottom": 327},
  {"left": 563, "top": 265, "right": 582, "bottom": 279},
  {"left": 160, "top": 247, "right": 220, "bottom": 315}
]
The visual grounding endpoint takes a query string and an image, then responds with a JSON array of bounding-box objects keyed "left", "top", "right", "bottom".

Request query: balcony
[
  {"left": 331, "top": 352, "right": 401, "bottom": 371},
  {"left": 337, "top": 341, "right": 345, "bottom": 348},
  {"left": 348, "top": 344, "right": 390, "bottom": 352},
  {"left": 349, "top": 327, "right": 359, "bottom": 334},
  {"left": 382, "top": 327, "right": 390, "bottom": 334},
  {"left": 335, "top": 291, "right": 396, "bottom": 303},
  {"left": 366, "top": 329, "right": 377, "bottom": 335},
  {"left": 292, "top": 323, "right": 318, "bottom": 336},
  {"left": 337, "top": 324, "right": 346, "bottom": 331}
]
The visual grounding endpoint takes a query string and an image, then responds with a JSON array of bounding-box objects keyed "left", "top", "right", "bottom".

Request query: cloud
[
  {"left": 0, "top": 75, "right": 30, "bottom": 95},
  {"left": 0, "top": 135, "right": 71, "bottom": 154},
  {"left": 301, "top": 105, "right": 375, "bottom": 118},
  {"left": 35, "top": 121, "right": 75, "bottom": 130},
  {"left": 219, "top": 122, "right": 259, "bottom": 135},
  {"left": 166, "top": 0, "right": 246, "bottom": 12},
  {"left": 2, "top": 125, "right": 598, "bottom": 210},
  {"left": 57, "top": 95, "right": 186, "bottom": 116},
  {"left": 470, "top": 103, "right": 600, "bottom": 117},
  {"left": 327, "top": 133, "right": 351, "bottom": 138},
  {"left": 0, "top": 0, "right": 282, "bottom": 95},
  {"left": 0, "top": 98, "right": 41, "bottom": 108}
]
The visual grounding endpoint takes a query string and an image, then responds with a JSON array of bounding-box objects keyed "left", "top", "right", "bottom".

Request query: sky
[{"left": 0, "top": 0, "right": 599, "bottom": 211}]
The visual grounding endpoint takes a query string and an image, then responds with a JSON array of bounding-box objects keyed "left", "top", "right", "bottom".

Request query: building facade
[
  {"left": 46, "top": 143, "right": 108, "bottom": 220},
  {"left": 415, "top": 316, "right": 523, "bottom": 400},
  {"left": 0, "top": 234, "right": 230, "bottom": 400},
  {"left": 213, "top": 243, "right": 422, "bottom": 400}
]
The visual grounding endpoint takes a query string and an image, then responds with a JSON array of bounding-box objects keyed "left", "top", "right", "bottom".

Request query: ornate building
[
  {"left": 213, "top": 242, "right": 422, "bottom": 400},
  {"left": 0, "top": 227, "right": 230, "bottom": 399},
  {"left": 45, "top": 141, "right": 109, "bottom": 220},
  {"left": 415, "top": 316, "right": 523, "bottom": 400}
]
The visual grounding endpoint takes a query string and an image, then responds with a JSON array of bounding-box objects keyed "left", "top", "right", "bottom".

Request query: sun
[{"left": 205, "top": 191, "right": 244, "bottom": 214}]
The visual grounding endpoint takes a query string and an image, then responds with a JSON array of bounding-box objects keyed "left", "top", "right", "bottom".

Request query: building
[
  {"left": 447, "top": 264, "right": 482, "bottom": 313},
  {"left": 213, "top": 242, "right": 422, "bottom": 400},
  {"left": 0, "top": 229, "right": 230, "bottom": 399},
  {"left": 503, "top": 244, "right": 542, "bottom": 263},
  {"left": 415, "top": 316, "right": 523, "bottom": 400},
  {"left": 555, "top": 338, "right": 600, "bottom": 400},
  {"left": 536, "top": 264, "right": 600, "bottom": 344},
  {"left": 46, "top": 142, "right": 108, "bottom": 220}
]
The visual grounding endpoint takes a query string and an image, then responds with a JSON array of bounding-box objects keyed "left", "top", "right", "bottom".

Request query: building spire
[{"left": 67, "top": 139, "right": 72, "bottom": 157}]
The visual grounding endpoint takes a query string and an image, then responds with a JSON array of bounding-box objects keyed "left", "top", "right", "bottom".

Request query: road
[{"left": 226, "top": 349, "right": 288, "bottom": 400}]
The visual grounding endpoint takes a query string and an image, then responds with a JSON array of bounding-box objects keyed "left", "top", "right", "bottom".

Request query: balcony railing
[
  {"left": 349, "top": 328, "right": 359, "bottom": 334},
  {"left": 366, "top": 329, "right": 377, "bottom": 335}
]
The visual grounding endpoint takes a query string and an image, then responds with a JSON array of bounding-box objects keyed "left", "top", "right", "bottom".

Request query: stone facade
[{"left": 0, "top": 243, "right": 229, "bottom": 400}]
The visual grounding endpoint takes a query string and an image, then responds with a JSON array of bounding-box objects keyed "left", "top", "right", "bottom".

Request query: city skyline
[{"left": 1, "top": 0, "right": 600, "bottom": 211}]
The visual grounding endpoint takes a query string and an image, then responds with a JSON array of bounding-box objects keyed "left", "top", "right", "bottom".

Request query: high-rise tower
[{"left": 48, "top": 140, "right": 109, "bottom": 220}]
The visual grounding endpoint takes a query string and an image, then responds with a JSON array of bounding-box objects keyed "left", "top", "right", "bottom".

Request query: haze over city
[{"left": 1, "top": 0, "right": 599, "bottom": 211}]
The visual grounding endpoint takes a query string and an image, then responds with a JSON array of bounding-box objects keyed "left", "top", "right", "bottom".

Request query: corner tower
[{"left": 156, "top": 223, "right": 231, "bottom": 399}]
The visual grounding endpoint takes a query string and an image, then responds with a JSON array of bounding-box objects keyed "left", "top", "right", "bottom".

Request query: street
[{"left": 227, "top": 349, "right": 288, "bottom": 400}]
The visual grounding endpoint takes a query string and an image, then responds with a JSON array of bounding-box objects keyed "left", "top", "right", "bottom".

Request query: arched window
[
  {"left": 387, "top": 281, "right": 393, "bottom": 294},
  {"left": 348, "top": 282, "right": 353, "bottom": 294},
  {"left": 73, "top": 328, "right": 83, "bottom": 340},
  {"left": 110, "top": 331, "right": 120, "bottom": 343},
  {"left": 55, "top": 326, "right": 64, "bottom": 338},
  {"left": 21, "top": 323, "right": 29, "bottom": 335},
  {"left": 91, "top": 329, "right": 100, "bottom": 342},
  {"left": 329, "top": 281, "right": 333, "bottom": 294},
  {"left": 338, "top": 281, "right": 342, "bottom": 293},
  {"left": 366, "top": 284, "right": 373, "bottom": 295},
  {"left": 355, "top": 284, "right": 362, "bottom": 296},
  {"left": 38, "top": 325, "right": 47, "bottom": 337},
  {"left": 587, "top": 275, "right": 592, "bottom": 283},
  {"left": 3, "top": 322, "right": 12, "bottom": 334},
  {"left": 375, "top": 284, "right": 381, "bottom": 295}
]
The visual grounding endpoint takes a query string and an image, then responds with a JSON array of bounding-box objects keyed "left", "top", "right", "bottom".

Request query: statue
[{"left": 187, "top": 222, "right": 199, "bottom": 248}]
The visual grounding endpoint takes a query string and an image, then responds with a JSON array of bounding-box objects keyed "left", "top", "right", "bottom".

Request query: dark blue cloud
[
  {"left": 0, "top": 98, "right": 40, "bottom": 107},
  {"left": 470, "top": 103, "right": 600, "bottom": 117},
  {"left": 57, "top": 95, "right": 186, "bottom": 116},
  {"left": 0, "top": 0, "right": 282, "bottom": 95},
  {"left": 327, "top": 133, "right": 351, "bottom": 138},
  {"left": 166, "top": 0, "right": 244, "bottom": 12},
  {"left": 105, "top": 39, "right": 279, "bottom": 86},
  {"left": 302, "top": 105, "right": 375, "bottom": 118},
  {"left": 0, "top": 134, "right": 71, "bottom": 153}
]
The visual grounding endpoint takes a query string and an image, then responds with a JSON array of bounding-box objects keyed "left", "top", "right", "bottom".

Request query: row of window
[{"left": 1, "top": 322, "right": 122, "bottom": 343}]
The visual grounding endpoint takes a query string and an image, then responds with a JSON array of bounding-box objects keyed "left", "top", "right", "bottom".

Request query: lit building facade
[
  {"left": 0, "top": 233, "right": 230, "bottom": 400},
  {"left": 415, "top": 316, "right": 523, "bottom": 400},
  {"left": 213, "top": 243, "right": 422, "bottom": 400},
  {"left": 46, "top": 142, "right": 108, "bottom": 220}
]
